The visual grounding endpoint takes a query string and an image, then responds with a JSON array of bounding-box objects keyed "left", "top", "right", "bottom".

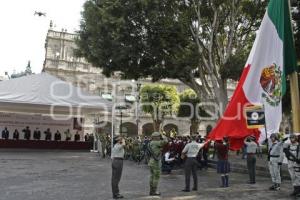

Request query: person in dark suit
[
  {"left": 33, "top": 128, "right": 41, "bottom": 140},
  {"left": 13, "top": 129, "right": 19, "bottom": 140},
  {"left": 22, "top": 127, "right": 31, "bottom": 140},
  {"left": 74, "top": 131, "right": 80, "bottom": 142},
  {"left": 2, "top": 127, "right": 9, "bottom": 139},
  {"left": 44, "top": 128, "right": 52, "bottom": 141},
  {"left": 54, "top": 130, "right": 61, "bottom": 141}
]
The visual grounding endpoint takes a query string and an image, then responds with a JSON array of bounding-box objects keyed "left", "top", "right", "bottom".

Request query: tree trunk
[
  {"left": 153, "top": 120, "right": 162, "bottom": 132},
  {"left": 190, "top": 120, "right": 200, "bottom": 135}
]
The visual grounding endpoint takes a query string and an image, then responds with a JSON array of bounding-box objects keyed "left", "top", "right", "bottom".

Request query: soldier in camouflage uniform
[
  {"left": 284, "top": 134, "right": 300, "bottom": 197},
  {"left": 99, "top": 133, "right": 107, "bottom": 158},
  {"left": 148, "top": 132, "right": 168, "bottom": 196},
  {"left": 132, "top": 137, "right": 141, "bottom": 162}
]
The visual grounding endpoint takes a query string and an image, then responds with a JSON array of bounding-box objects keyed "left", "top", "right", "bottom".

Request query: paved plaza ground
[{"left": 0, "top": 150, "right": 295, "bottom": 200}]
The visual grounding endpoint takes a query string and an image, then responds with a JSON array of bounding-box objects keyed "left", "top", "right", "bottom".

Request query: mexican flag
[{"left": 208, "top": 0, "right": 298, "bottom": 150}]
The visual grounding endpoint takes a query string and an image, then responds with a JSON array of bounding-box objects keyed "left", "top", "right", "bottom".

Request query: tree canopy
[
  {"left": 140, "top": 84, "right": 180, "bottom": 131},
  {"left": 178, "top": 89, "right": 208, "bottom": 134},
  {"left": 76, "top": 0, "right": 267, "bottom": 112}
]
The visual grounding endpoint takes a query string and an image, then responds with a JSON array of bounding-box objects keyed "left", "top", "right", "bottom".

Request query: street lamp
[
  {"left": 116, "top": 105, "right": 127, "bottom": 135},
  {"left": 136, "top": 82, "right": 142, "bottom": 135}
]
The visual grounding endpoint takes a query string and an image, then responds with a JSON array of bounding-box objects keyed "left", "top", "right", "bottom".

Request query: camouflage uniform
[
  {"left": 132, "top": 138, "right": 140, "bottom": 162},
  {"left": 99, "top": 134, "right": 107, "bottom": 158},
  {"left": 148, "top": 132, "right": 168, "bottom": 195},
  {"left": 284, "top": 134, "right": 300, "bottom": 196}
]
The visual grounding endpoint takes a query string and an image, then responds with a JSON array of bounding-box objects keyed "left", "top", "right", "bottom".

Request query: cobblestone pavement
[{"left": 0, "top": 150, "right": 295, "bottom": 200}]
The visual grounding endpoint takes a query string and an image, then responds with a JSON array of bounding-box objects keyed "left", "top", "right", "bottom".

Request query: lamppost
[
  {"left": 116, "top": 105, "right": 127, "bottom": 135},
  {"left": 136, "top": 82, "right": 142, "bottom": 135}
]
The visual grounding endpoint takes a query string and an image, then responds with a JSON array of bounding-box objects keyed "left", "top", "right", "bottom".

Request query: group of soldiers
[{"left": 98, "top": 132, "right": 208, "bottom": 167}]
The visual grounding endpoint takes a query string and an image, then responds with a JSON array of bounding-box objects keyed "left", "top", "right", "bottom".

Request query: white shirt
[
  {"left": 111, "top": 143, "right": 125, "bottom": 158},
  {"left": 182, "top": 141, "right": 205, "bottom": 158},
  {"left": 164, "top": 152, "right": 175, "bottom": 162}
]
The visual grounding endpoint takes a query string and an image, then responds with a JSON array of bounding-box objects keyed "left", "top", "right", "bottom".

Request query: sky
[{"left": 0, "top": 0, "right": 86, "bottom": 77}]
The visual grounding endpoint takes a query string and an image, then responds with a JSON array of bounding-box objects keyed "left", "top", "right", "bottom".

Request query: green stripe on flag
[{"left": 268, "top": 0, "right": 298, "bottom": 95}]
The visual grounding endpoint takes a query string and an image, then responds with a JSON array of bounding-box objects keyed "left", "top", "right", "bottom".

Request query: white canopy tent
[{"left": 0, "top": 73, "right": 112, "bottom": 115}]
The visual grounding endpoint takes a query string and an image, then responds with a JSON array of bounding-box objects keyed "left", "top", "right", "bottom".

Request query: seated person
[{"left": 162, "top": 150, "right": 176, "bottom": 174}]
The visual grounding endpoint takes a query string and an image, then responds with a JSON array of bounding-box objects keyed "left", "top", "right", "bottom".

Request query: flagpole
[
  {"left": 289, "top": 72, "right": 300, "bottom": 133},
  {"left": 288, "top": 0, "right": 300, "bottom": 134}
]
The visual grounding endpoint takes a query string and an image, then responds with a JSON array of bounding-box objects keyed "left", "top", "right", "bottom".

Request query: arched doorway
[
  {"left": 120, "top": 122, "right": 138, "bottom": 137},
  {"left": 163, "top": 124, "right": 178, "bottom": 136},
  {"left": 142, "top": 123, "right": 154, "bottom": 136}
]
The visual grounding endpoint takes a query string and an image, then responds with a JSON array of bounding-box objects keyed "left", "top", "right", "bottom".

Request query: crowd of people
[
  {"left": 1, "top": 126, "right": 83, "bottom": 142},
  {"left": 106, "top": 130, "right": 300, "bottom": 199},
  {"left": 98, "top": 133, "right": 210, "bottom": 172}
]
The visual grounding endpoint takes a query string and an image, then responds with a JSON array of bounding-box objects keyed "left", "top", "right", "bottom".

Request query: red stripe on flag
[{"left": 208, "top": 64, "right": 260, "bottom": 150}]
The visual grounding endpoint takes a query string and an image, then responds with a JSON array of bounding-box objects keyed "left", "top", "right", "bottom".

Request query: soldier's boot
[
  {"left": 274, "top": 183, "right": 280, "bottom": 191},
  {"left": 269, "top": 183, "right": 276, "bottom": 190},
  {"left": 149, "top": 186, "right": 154, "bottom": 195},
  {"left": 149, "top": 187, "right": 160, "bottom": 196}
]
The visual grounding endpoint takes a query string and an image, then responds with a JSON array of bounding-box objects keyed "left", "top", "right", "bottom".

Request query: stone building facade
[{"left": 42, "top": 28, "right": 235, "bottom": 137}]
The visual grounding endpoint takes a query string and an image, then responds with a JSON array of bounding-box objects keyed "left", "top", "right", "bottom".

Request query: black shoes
[
  {"left": 269, "top": 184, "right": 280, "bottom": 191},
  {"left": 182, "top": 189, "right": 190, "bottom": 192},
  {"left": 149, "top": 192, "right": 161, "bottom": 196},
  {"left": 113, "top": 194, "right": 124, "bottom": 199}
]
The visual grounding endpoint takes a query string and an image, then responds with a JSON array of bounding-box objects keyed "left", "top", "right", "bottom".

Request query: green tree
[
  {"left": 140, "top": 84, "right": 180, "bottom": 132},
  {"left": 178, "top": 89, "right": 207, "bottom": 134},
  {"left": 76, "top": 0, "right": 267, "bottom": 114}
]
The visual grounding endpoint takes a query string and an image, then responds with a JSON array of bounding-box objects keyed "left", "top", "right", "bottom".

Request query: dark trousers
[
  {"left": 184, "top": 158, "right": 198, "bottom": 190},
  {"left": 247, "top": 154, "right": 256, "bottom": 183},
  {"left": 111, "top": 159, "right": 123, "bottom": 197}
]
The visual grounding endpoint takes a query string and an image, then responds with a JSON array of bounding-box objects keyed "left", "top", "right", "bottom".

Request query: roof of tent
[{"left": 0, "top": 73, "right": 112, "bottom": 115}]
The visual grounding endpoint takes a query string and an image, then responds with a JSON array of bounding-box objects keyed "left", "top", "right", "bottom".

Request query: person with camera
[
  {"left": 111, "top": 135, "right": 126, "bottom": 199},
  {"left": 284, "top": 134, "right": 300, "bottom": 197},
  {"left": 244, "top": 135, "right": 258, "bottom": 184}
]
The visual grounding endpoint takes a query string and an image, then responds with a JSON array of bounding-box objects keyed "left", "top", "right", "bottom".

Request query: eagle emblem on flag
[{"left": 260, "top": 63, "right": 282, "bottom": 106}]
